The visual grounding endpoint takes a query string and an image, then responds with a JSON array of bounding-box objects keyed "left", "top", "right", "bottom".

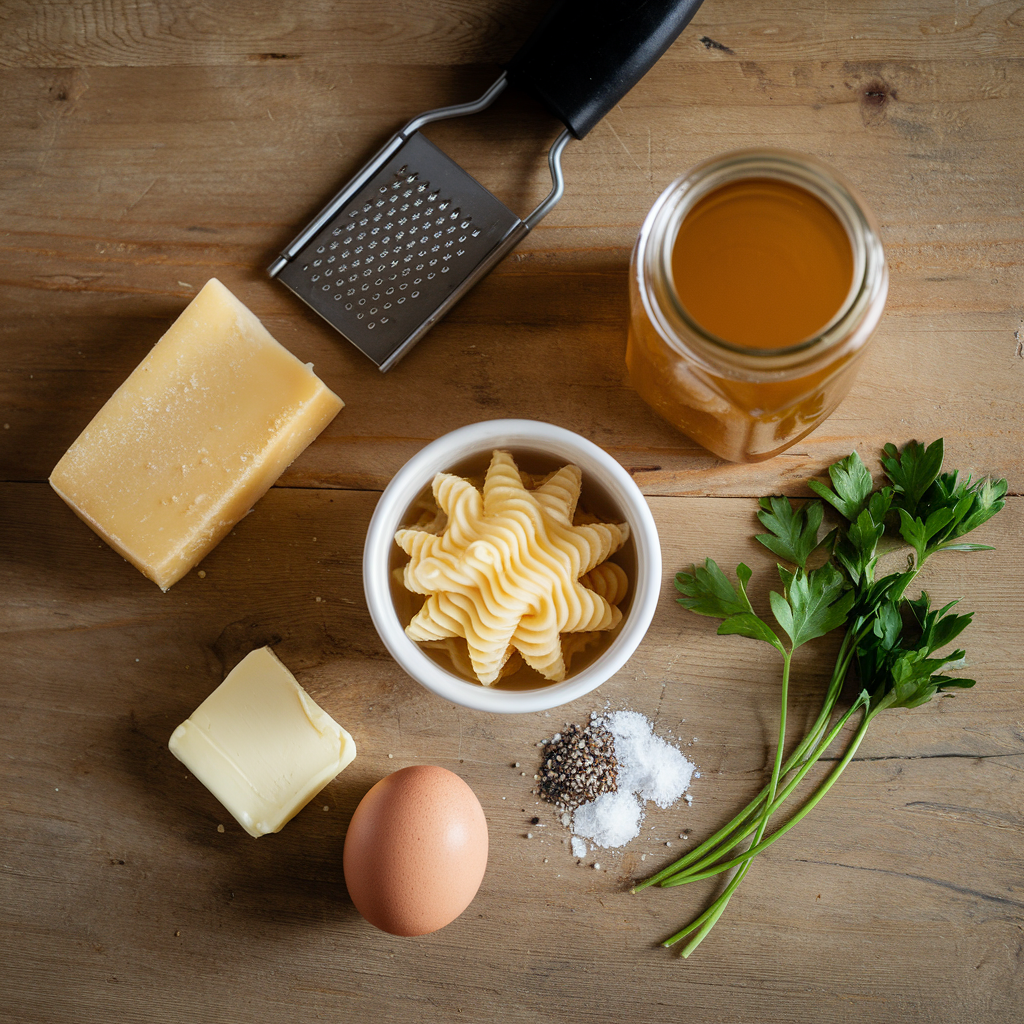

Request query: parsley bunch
[{"left": 633, "top": 440, "right": 1006, "bottom": 957}]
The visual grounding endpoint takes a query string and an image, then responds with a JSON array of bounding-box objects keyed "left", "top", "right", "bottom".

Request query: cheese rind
[
  {"left": 50, "top": 278, "right": 343, "bottom": 590},
  {"left": 169, "top": 647, "right": 356, "bottom": 837}
]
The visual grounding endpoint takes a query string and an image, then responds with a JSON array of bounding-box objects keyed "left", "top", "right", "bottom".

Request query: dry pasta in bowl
[
  {"left": 396, "top": 449, "right": 631, "bottom": 687},
  {"left": 363, "top": 420, "right": 661, "bottom": 714}
]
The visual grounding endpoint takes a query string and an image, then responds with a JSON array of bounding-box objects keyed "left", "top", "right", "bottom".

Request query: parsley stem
[
  {"left": 660, "top": 861, "right": 750, "bottom": 949},
  {"left": 657, "top": 694, "right": 868, "bottom": 884},
  {"left": 635, "top": 631, "right": 861, "bottom": 894},
  {"left": 665, "top": 650, "right": 795, "bottom": 957},
  {"left": 661, "top": 703, "right": 875, "bottom": 885}
]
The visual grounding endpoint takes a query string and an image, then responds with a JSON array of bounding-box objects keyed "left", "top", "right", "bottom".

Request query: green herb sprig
[{"left": 632, "top": 440, "right": 1006, "bottom": 957}]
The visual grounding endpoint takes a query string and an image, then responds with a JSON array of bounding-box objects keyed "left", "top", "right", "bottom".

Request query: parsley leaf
[
  {"left": 769, "top": 564, "right": 854, "bottom": 650},
  {"left": 675, "top": 560, "right": 784, "bottom": 652},
  {"left": 882, "top": 439, "right": 945, "bottom": 516},
  {"left": 755, "top": 496, "right": 823, "bottom": 568},
  {"left": 807, "top": 450, "right": 873, "bottom": 521}
]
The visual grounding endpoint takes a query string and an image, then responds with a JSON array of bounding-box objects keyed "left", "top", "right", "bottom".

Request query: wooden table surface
[{"left": 3, "top": 2, "right": 1022, "bottom": 1022}]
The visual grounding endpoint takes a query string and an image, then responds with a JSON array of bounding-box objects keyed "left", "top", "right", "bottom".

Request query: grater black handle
[{"left": 506, "top": 0, "right": 705, "bottom": 139}]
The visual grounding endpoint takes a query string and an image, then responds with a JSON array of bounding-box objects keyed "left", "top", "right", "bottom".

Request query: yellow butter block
[
  {"left": 50, "top": 278, "right": 343, "bottom": 590},
  {"left": 169, "top": 647, "right": 357, "bottom": 837}
]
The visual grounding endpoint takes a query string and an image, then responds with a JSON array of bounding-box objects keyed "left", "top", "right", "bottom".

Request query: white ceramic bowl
[{"left": 362, "top": 419, "right": 661, "bottom": 713}]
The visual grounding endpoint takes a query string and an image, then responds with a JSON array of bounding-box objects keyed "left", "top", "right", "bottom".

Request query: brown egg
[{"left": 343, "top": 765, "right": 488, "bottom": 936}]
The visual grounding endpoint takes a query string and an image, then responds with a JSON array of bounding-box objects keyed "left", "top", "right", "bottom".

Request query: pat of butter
[
  {"left": 50, "top": 278, "right": 343, "bottom": 590},
  {"left": 169, "top": 647, "right": 356, "bottom": 837}
]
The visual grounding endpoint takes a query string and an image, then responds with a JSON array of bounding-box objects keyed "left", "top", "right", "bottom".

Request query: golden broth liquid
[
  {"left": 389, "top": 449, "right": 636, "bottom": 691},
  {"left": 627, "top": 178, "right": 863, "bottom": 462},
  {"left": 672, "top": 178, "right": 853, "bottom": 349}
]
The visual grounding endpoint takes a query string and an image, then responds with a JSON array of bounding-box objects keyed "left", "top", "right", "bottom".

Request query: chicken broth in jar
[{"left": 626, "top": 151, "right": 888, "bottom": 463}]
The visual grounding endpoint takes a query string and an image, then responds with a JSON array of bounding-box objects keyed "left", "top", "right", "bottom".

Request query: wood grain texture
[{"left": 1, "top": 2, "right": 1022, "bottom": 1022}]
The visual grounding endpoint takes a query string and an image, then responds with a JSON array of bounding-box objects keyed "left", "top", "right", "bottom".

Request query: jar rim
[{"left": 642, "top": 148, "right": 886, "bottom": 371}]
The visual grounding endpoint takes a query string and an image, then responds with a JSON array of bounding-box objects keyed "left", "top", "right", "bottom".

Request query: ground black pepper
[{"left": 536, "top": 721, "right": 619, "bottom": 810}]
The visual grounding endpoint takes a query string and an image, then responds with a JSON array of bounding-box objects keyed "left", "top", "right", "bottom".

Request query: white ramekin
[{"left": 362, "top": 419, "right": 661, "bottom": 714}]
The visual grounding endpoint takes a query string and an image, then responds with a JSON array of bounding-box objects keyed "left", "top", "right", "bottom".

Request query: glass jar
[{"left": 626, "top": 150, "right": 888, "bottom": 463}]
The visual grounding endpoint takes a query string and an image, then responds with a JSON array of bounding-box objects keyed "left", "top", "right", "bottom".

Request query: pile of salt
[{"left": 570, "top": 711, "right": 696, "bottom": 851}]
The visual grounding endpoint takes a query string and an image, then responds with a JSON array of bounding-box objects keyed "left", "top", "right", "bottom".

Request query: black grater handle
[{"left": 506, "top": 0, "right": 705, "bottom": 139}]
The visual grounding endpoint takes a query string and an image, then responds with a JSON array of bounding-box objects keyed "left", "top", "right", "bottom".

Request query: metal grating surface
[{"left": 277, "top": 132, "right": 520, "bottom": 367}]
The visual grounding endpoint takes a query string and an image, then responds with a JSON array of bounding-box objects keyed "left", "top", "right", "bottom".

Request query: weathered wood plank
[{"left": 3, "top": 1, "right": 1021, "bottom": 69}]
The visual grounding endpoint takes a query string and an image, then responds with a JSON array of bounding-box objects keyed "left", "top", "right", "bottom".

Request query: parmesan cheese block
[
  {"left": 169, "top": 646, "right": 357, "bottom": 837},
  {"left": 50, "top": 278, "right": 343, "bottom": 590}
]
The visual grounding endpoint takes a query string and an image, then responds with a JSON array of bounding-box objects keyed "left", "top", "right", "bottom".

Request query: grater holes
[{"left": 301, "top": 160, "right": 488, "bottom": 329}]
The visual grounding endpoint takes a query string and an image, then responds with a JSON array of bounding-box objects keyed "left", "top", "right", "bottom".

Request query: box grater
[{"left": 269, "top": 0, "right": 705, "bottom": 371}]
